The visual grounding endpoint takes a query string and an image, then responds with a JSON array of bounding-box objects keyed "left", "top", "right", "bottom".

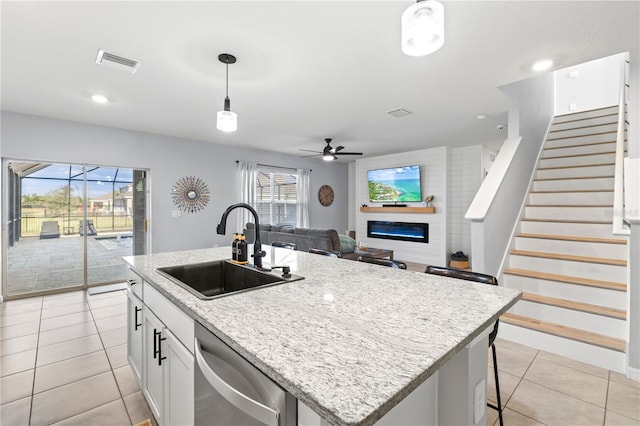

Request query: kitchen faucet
[{"left": 216, "top": 203, "right": 266, "bottom": 269}]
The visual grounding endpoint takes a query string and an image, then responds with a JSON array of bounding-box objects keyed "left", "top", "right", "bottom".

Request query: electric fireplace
[{"left": 367, "top": 221, "right": 429, "bottom": 243}]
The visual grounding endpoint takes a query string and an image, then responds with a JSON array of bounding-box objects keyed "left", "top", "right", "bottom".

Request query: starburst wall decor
[{"left": 171, "top": 176, "right": 211, "bottom": 213}]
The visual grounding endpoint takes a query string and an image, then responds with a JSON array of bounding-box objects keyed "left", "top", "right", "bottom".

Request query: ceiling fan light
[
  {"left": 402, "top": 1, "right": 444, "bottom": 57},
  {"left": 217, "top": 110, "right": 237, "bottom": 132},
  {"left": 323, "top": 153, "right": 334, "bottom": 161}
]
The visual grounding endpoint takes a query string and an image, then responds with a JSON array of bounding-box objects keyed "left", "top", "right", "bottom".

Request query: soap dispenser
[
  {"left": 232, "top": 233, "right": 240, "bottom": 261},
  {"left": 237, "top": 234, "right": 248, "bottom": 264}
]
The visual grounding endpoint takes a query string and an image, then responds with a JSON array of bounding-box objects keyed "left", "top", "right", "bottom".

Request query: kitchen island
[{"left": 124, "top": 246, "right": 521, "bottom": 426}]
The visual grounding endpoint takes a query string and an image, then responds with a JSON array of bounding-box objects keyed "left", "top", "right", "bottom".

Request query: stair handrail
[{"left": 612, "top": 53, "right": 630, "bottom": 236}]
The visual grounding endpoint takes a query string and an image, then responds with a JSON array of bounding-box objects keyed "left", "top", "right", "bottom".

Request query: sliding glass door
[{"left": 2, "top": 160, "right": 148, "bottom": 299}]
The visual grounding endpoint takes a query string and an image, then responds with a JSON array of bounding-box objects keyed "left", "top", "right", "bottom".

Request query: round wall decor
[
  {"left": 318, "top": 184, "right": 334, "bottom": 207},
  {"left": 171, "top": 176, "right": 211, "bottom": 213}
]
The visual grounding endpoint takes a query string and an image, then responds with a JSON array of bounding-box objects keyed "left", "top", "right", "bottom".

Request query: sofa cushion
[
  {"left": 338, "top": 234, "right": 357, "bottom": 253},
  {"left": 294, "top": 228, "right": 340, "bottom": 251},
  {"left": 271, "top": 224, "right": 294, "bottom": 233}
]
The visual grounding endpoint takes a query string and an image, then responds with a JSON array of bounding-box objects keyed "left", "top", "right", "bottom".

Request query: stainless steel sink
[{"left": 156, "top": 260, "right": 303, "bottom": 300}]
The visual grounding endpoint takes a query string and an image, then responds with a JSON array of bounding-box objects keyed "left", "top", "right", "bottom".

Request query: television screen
[{"left": 367, "top": 165, "right": 422, "bottom": 202}]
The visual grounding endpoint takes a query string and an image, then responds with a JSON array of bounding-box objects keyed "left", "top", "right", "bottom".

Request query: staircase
[{"left": 499, "top": 105, "right": 628, "bottom": 373}]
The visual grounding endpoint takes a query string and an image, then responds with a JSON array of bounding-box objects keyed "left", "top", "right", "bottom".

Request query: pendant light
[
  {"left": 216, "top": 53, "right": 237, "bottom": 132},
  {"left": 401, "top": 0, "right": 444, "bottom": 57}
]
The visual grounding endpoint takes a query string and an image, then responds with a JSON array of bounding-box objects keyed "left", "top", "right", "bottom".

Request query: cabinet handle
[
  {"left": 153, "top": 329, "right": 160, "bottom": 359},
  {"left": 134, "top": 306, "right": 142, "bottom": 331},
  {"left": 127, "top": 279, "right": 137, "bottom": 286},
  {"left": 194, "top": 337, "right": 279, "bottom": 426},
  {"left": 157, "top": 334, "right": 167, "bottom": 366}
]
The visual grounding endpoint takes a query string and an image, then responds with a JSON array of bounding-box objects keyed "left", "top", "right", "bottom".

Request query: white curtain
[
  {"left": 296, "top": 168, "right": 310, "bottom": 228},
  {"left": 237, "top": 161, "right": 257, "bottom": 230}
]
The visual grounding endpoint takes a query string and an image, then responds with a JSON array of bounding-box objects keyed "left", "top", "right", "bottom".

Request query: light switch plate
[
  {"left": 474, "top": 379, "right": 486, "bottom": 424},
  {"left": 171, "top": 210, "right": 182, "bottom": 218},
  {"left": 569, "top": 103, "right": 577, "bottom": 111},
  {"left": 569, "top": 70, "right": 579, "bottom": 78}
]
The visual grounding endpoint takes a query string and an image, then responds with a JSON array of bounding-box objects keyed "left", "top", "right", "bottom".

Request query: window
[{"left": 255, "top": 168, "right": 297, "bottom": 226}]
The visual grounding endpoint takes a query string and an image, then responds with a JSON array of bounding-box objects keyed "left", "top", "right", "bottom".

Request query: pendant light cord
[{"left": 225, "top": 59, "right": 229, "bottom": 98}]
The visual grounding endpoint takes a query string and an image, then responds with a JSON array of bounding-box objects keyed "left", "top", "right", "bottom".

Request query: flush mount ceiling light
[
  {"left": 402, "top": 0, "right": 444, "bottom": 57},
  {"left": 216, "top": 53, "right": 237, "bottom": 133},
  {"left": 532, "top": 59, "right": 553, "bottom": 72},
  {"left": 91, "top": 94, "right": 109, "bottom": 104}
]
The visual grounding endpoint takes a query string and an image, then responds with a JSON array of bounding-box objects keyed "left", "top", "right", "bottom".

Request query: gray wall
[{"left": 1, "top": 111, "right": 349, "bottom": 254}]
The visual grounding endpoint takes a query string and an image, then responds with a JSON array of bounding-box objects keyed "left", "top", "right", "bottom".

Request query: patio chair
[
  {"left": 39, "top": 221, "right": 60, "bottom": 239},
  {"left": 79, "top": 219, "right": 97, "bottom": 236}
]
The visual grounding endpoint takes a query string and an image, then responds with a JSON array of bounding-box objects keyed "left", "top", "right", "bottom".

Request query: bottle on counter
[
  {"left": 232, "top": 233, "right": 240, "bottom": 262},
  {"left": 236, "top": 234, "right": 248, "bottom": 264}
]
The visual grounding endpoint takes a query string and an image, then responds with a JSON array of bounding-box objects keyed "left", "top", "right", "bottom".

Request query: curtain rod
[{"left": 235, "top": 161, "right": 311, "bottom": 172}]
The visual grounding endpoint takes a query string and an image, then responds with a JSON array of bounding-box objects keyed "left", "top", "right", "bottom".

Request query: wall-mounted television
[{"left": 367, "top": 165, "right": 422, "bottom": 203}]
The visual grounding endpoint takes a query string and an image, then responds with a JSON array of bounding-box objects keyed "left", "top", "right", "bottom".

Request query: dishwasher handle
[{"left": 194, "top": 337, "right": 279, "bottom": 426}]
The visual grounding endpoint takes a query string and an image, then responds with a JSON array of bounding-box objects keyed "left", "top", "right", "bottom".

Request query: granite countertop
[{"left": 124, "top": 246, "right": 521, "bottom": 426}]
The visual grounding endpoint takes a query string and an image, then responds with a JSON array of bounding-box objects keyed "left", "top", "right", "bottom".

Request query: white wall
[
  {"left": 468, "top": 72, "right": 555, "bottom": 275},
  {"left": 354, "top": 147, "right": 447, "bottom": 266},
  {"left": 0, "top": 112, "right": 349, "bottom": 254},
  {"left": 447, "top": 145, "right": 483, "bottom": 259},
  {"left": 555, "top": 53, "right": 626, "bottom": 115}
]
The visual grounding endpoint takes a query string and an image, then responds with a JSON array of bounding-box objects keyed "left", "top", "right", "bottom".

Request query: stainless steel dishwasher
[{"left": 194, "top": 322, "right": 297, "bottom": 426}]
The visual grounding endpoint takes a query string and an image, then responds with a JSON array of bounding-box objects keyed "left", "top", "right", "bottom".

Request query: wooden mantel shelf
[{"left": 360, "top": 206, "right": 436, "bottom": 213}]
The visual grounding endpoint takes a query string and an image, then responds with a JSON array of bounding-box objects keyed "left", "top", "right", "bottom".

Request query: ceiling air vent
[
  {"left": 95, "top": 49, "right": 140, "bottom": 74},
  {"left": 387, "top": 108, "right": 413, "bottom": 118}
]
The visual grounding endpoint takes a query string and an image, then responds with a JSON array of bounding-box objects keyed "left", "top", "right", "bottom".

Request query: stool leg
[{"left": 487, "top": 343, "right": 504, "bottom": 426}]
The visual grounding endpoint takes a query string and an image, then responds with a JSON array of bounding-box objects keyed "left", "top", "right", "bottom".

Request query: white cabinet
[
  {"left": 126, "top": 273, "right": 195, "bottom": 426},
  {"left": 126, "top": 288, "right": 144, "bottom": 387},
  {"left": 143, "top": 308, "right": 165, "bottom": 424},
  {"left": 164, "top": 329, "right": 194, "bottom": 426}
]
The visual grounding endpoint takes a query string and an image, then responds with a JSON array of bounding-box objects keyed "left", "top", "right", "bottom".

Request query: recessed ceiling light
[
  {"left": 476, "top": 114, "right": 486, "bottom": 120},
  {"left": 91, "top": 94, "right": 109, "bottom": 104},
  {"left": 532, "top": 59, "right": 553, "bottom": 72}
]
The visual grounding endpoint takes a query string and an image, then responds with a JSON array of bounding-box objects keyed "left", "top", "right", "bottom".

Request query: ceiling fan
[{"left": 300, "top": 138, "right": 363, "bottom": 161}]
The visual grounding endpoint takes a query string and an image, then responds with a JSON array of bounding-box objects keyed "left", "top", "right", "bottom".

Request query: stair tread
[
  {"left": 530, "top": 189, "right": 613, "bottom": 194},
  {"left": 521, "top": 218, "right": 612, "bottom": 224},
  {"left": 516, "top": 233, "right": 626, "bottom": 244},
  {"left": 534, "top": 175, "right": 614, "bottom": 182},
  {"left": 537, "top": 162, "right": 614, "bottom": 170},
  {"left": 510, "top": 249, "right": 626, "bottom": 266},
  {"left": 504, "top": 268, "right": 627, "bottom": 291},
  {"left": 549, "top": 122, "right": 617, "bottom": 133},
  {"left": 547, "top": 130, "right": 616, "bottom": 142},
  {"left": 501, "top": 312, "right": 626, "bottom": 352},
  {"left": 526, "top": 204, "right": 612, "bottom": 208},
  {"left": 520, "top": 292, "right": 626, "bottom": 319},
  {"left": 542, "top": 151, "right": 616, "bottom": 160},
  {"left": 544, "top": 141, "right": 617, "bottom": 150}
]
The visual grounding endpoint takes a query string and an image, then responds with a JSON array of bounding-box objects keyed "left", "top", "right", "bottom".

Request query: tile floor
[
  {"left": 2, "top": 288, "right": 639, "bottom": 425},
  {"left": 1, "top": 289, "right": 153, "bottom": 425}
]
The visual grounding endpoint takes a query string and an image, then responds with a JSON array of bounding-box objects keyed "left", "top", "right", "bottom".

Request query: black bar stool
[{"left": 424, "top": 265, "right": 504, "bottom": 426}]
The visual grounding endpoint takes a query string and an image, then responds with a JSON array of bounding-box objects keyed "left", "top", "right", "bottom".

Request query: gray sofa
[{"left": 243, "top": 223, "right": 358, "bottom": 259}]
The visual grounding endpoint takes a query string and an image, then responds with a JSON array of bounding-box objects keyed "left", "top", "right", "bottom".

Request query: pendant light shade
[
  {"left": 401, "top": 0, "right": 444, "bottom": 57},
  {"left": 216, "top": 53, "right": 237, "bottom": 133}
]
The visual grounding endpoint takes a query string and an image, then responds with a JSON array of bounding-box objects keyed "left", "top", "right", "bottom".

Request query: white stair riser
[
  {"left": 545, "top": 132, "right": 616, "bottom": 149},
  {"left": 536, "top": 165, "right": 614, "bottom": 180},
  {"left": 519, "top": 221, "right": 614, "bottom": 239},
  {"left": 551, "top": 114, "right": 618, "bottom": 132},
  {"left": 525, "top": 206, "right": 613, "bottom": 221},
  {"left": 542, "top": 142, "right": 616, "bottom": 158},
  {"left": 548, "top": 123, "right": 618, "bottom": 140},
  {"left": 553, "top": 107, "right": 619, "bottom": 124},
  {"left": 509, "top": 300, "right": 626, "bottom": 338},
  {"left": 502, "top": 274, "right": 627, "bottom": 310},
  {"left": 498, "top": 323, "right": 625, "bottom": 373},
  {"left": 539, "top": 153, "right": 616, "bottom": 169},
  {"left": 532, "top": 177, "right": 614, "bottom": 192},
  {"left": 508, "top": 255, "right": 626, "bottom": 282},
  {"left": 514, "top": 237, "right": 626, "bottom": 259},
  {"left": 528, "top": 191, "right": 613, "bottom": 205}
]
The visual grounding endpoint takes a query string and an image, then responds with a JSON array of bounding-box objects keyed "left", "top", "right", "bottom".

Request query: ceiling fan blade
[
  {"left": 333, "top": 146, "right": 345, "bottom": 153},
  {"left": 300, "top": 153, "right": 321, "bottom": 158},
  {"left": 336, "top": 152, "right": 363, "bottom": 156},
  {"left": 299, "top": 149, "right": 322, "bottom": 153}
]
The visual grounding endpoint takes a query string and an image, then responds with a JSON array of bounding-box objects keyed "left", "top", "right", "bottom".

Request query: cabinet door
[
  {"left": 126, "top": 289, "right": 144, "bottom": 387},
  {"left": 143, "top": 308, "right": 164, "bottom": 424},
  {"left": 163, "top": 329, "right": 194, "bottom": 426}
]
